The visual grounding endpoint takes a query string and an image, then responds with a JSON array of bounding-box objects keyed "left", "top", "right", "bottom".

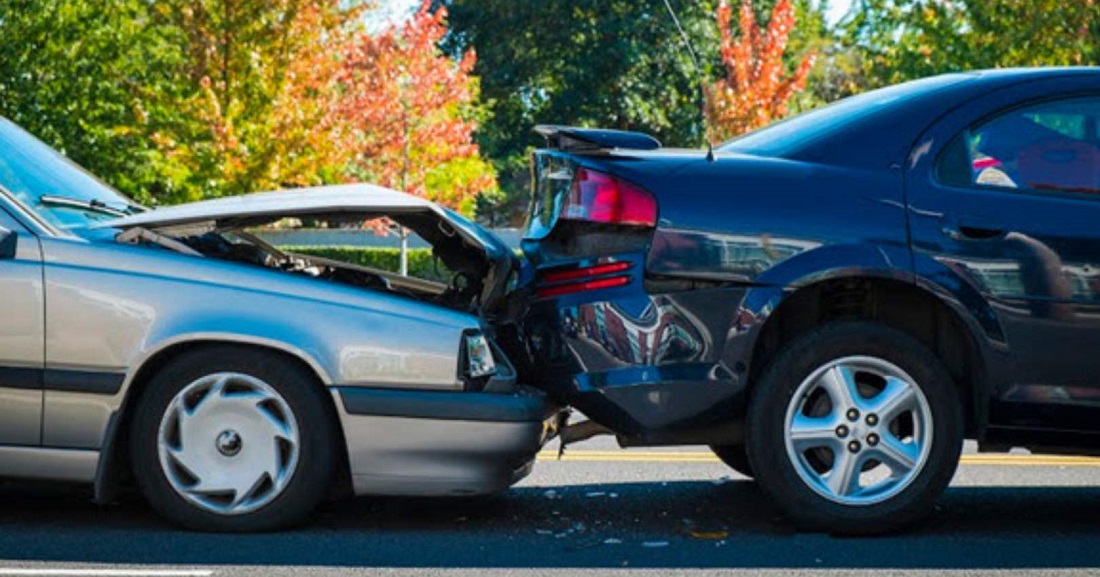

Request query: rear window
[{"left": 718, "top": 74, "right": 972, "bottom": 157}]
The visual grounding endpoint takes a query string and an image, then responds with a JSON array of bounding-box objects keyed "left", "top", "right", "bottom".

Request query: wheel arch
[
  {"left": 743, "top": 275, "right": 995, "bottom": 437},
  {"left": 93, "top": 338, "right": 352, "bottom": 505}
]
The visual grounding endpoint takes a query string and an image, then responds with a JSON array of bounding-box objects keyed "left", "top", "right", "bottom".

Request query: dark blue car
[{"left": 512, "top": 68, "right": 1100, "bottom": 534}]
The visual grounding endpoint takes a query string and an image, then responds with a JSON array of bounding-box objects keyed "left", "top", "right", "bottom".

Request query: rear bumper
[
  {"left": 519, "top": 285, "right": 751, "bottom": 440},
  {"left": 332, "top": 385, "right": 561, "bottom": 497}
]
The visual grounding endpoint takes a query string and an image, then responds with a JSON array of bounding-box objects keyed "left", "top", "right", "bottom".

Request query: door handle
[{"left": 941, "top": 224, "right": 1006, "bottom": 241}]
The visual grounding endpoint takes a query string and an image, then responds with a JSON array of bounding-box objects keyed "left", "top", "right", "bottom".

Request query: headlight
[{"left": 464, "top": 332, "right": 497, "bottom": 379}]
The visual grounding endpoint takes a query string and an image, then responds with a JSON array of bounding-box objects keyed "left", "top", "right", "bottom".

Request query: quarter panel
[{"left": 643, "top": 159, "right": 910, "bottom": 285}]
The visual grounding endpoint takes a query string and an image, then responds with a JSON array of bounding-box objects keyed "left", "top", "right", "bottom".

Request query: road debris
[{"left": 691, "top": 530, "right": 729, "bottom": 540}]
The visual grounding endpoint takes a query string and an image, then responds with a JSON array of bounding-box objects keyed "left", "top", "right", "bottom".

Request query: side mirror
[{"left": 0, "top": 226, "right": 17, "bottom": 260}]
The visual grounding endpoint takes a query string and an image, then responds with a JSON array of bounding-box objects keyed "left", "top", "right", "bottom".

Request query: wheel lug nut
[
  {"left": 835, "top": 425, "right": 849, "bottom": 438},
  {"left": 866, "top": 414, "right": 879, "bottom": 426},
  {"left": 846, "top": 408, "right": 860, "bottom": 422},
  {"left": 848, "top": 440, "right": 862, "bottom": 453},
  {"left": 867, "top": 433, "right": 880, "bottom": 446}
]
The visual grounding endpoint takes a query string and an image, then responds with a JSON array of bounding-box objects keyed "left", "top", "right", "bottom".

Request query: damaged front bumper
[{"left": 332, "top": 385, "right": 562, "bottom": 497}]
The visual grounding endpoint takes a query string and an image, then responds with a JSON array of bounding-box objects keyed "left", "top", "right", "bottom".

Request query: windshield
[
  {"left": 0, "top": 117, "right": 140, "bottom": 232},
  {"left": 718, "top": 74, "right": 973, "bottom": 157}
]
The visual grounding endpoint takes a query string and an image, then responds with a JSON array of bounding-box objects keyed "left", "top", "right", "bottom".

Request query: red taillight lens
[
  {"left": 536, "top": 275, "right": 631, "bottom": 299},
  {"left": 541, "top": 261, "right": 631, "bottom": 284},
  {"left": 535, "top": 261, "right": 634, "bottom": 299},
  {"left": 561, "top": 168, "right": 657, "bottom": 227}
]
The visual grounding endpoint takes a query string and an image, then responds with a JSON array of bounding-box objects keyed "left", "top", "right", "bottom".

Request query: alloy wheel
[{"left": 783, "top": 355, "right": 933, "bottom": 506}]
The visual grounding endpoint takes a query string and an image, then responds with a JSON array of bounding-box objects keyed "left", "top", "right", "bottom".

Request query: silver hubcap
[
  {"left": 783, "top": 356, "right": 933, "bottom": 506},
  {"left": 157, "top": 373, "right": 300, "bottom": 516}
]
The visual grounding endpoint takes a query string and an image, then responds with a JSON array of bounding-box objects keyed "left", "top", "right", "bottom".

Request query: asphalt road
[{"left": 0, "top": 439, "right": 1099, "bottom": 577}]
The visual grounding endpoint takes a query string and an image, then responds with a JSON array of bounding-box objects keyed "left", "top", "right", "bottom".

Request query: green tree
[
  {"left": 437, "top": 0, "right": 829, "bottom": 224},
  {"left": 0, "top": 0, "right": 184, "bottom": 204},
  {"left": 148, "top": 0, "right": 365, "bottom": 203},
  {"left": 0, "top": 0, "right": 366, "bottom": 205},
  {"left": 846, "top": 0, "right": 1100, "bottom": 87},
  {"left": 436, "top": 0, "right": 720, "bottom": 223}
]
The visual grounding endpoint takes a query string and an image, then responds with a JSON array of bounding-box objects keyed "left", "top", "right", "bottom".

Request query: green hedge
[{"left": 282, "top": 246, "right": 453, "bottom": 283}]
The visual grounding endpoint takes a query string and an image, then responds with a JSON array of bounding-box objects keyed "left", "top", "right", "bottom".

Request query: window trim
[{"left": 0, "top": 186, "right": 61, "bottom": 238}]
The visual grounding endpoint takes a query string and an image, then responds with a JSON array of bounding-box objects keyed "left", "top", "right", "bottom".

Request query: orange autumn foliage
[
  {"left": 333, "top": 2, "right": 496, "bottom": 216},
  {"left": 705, "top": 0, "right": 816, "bottom": 142}
]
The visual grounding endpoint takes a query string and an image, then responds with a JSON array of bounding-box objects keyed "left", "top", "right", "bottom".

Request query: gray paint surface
[
  {"left": 258, "top": 227, "right": 523, "bottom": 249},
  {"left": 0, "top": 182, "right": 546, "bottom": 499}
]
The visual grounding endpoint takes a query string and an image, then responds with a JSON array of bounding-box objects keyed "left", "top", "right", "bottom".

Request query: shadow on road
[{"left": 0, "top": 480, "right": 1097, "bottom": 569}]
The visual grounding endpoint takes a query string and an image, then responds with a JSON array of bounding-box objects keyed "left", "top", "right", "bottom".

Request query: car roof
[{"left": 723, "top": 67, "right": 1100, "bottom": 169}]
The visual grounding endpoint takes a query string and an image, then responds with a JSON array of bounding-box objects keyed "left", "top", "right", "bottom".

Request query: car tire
[
  {"left": 709, "top": 444, "right": 754, "bottom": 479},
  {"left": 746, "top": 320, "right": 963, "bottom": 535},
  {"left": 130, "top": 346, "right": 337, "bottom": 532}
]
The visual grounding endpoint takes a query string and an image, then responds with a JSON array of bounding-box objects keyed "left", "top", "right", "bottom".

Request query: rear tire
[
  {"left": 130, "top": 346, "right": 337, "bottom": 532},
  {"left": 710, "top": 444, "right": 754, "bottom": 479},
  {"left": 746, "top": 321, "right": 963, "bottom": 535}
]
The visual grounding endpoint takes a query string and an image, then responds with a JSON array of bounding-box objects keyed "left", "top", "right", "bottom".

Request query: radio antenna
[{"left": 661, "top": 0, "right": 715, "bottom": 161}]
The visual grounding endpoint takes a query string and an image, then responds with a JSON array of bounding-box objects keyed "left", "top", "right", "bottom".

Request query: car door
[
  {"left": 0, "top": 203, "right": 44, "bottom": 445},
  {"left": 907, "top": 75, "right": 1100, "bottom": 433}
]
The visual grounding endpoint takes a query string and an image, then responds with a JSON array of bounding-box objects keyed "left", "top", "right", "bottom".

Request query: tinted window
[{"left": 938, "top": 96, "right": 1100, "bottom": 195}]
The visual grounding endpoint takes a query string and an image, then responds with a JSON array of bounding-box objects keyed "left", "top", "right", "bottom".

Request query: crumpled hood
[
  {"left": 96, "top": 183, "right": 518, "bottom": 317},
  {"left": 102, "top": 184, "right": 449, "bottom": 232},
  {"left": 98, "top": 182, "right": 513, "bottom": 267}
]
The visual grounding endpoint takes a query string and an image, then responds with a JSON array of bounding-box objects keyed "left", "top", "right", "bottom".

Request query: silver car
[{"left": 0, "top": 117, "right": 560, "bottom": 531}]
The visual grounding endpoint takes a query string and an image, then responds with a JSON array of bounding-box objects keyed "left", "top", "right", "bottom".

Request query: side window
[{"left": 937, "top": 96, "right": 1100, "bottom": 196}]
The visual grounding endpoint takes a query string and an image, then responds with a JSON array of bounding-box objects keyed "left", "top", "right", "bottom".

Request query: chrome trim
[{"left": 0, "top": 186, "right": 63, "bottom": 237}]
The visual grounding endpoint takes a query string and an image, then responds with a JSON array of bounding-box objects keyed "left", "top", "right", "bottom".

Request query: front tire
[
  {"left": 746, "top": 321, "right": 963, "bottom": 535},
  {"left": 130, "top": 347, "right": 337, "bottom": 532}
]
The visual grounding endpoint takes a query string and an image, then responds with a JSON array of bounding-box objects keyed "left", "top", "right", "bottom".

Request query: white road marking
[{"left": 0, "top": 570, "right": 213, "bottom": 577}]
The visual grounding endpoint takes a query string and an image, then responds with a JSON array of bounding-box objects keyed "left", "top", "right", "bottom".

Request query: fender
[
  {"left": 721, "top": 242, "right": 914, "bottom": 378},
  {"left": 93, "top": 331, "right": 334, "bottom": 505},
  {"left": 718, "top": 242, "right": 1007, "bottom": 435}
]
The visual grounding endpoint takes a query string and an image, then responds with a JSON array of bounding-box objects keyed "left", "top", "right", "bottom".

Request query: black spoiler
[{"left": 534, "top": 125, "right": 661, "bottom": 153}]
